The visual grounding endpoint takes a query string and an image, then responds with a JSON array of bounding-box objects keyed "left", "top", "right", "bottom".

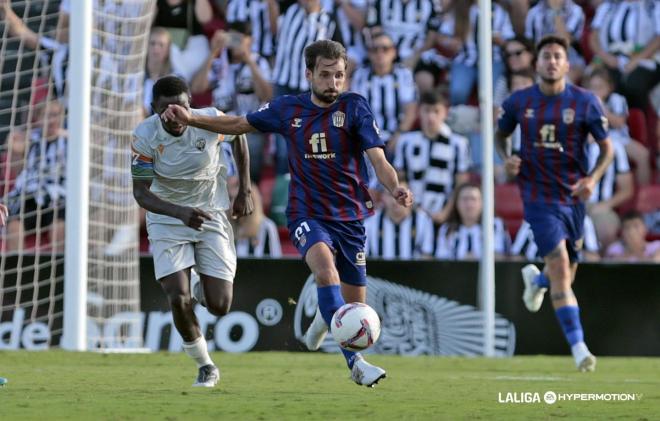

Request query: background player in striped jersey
[
  {"left": 495, "top": 35, "right": 614, "bottom": 372},
  {"left": 162, "top": 40, "right": 413, "bottom": 387},
  {"left": 132, "top": 76, "right": 254, "bottom": 387}
]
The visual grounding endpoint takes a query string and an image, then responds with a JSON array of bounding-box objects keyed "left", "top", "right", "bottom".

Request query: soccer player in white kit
[{"left": 131, "top": 76, "right": 253, "bottom": 387}]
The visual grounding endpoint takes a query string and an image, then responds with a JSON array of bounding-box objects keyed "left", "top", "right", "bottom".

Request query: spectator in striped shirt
[
  {"left": 511, "top": 216, "right": 601, "bottom": 262},
  {"left": 223, "top": 0, "right": 278, "bottom": 59},
  {"left": 585, "top": 137, "right": 634, "bottom": 216},
  {"left": 191, "top": 21, "right": 273, "bottom": 181},
  {"left": 586, "top": 67, "right": 651, "bottom": 185},
  {"left": 394, "top": 90, "right": 470, "bottom": 224},
  {"left": 589, "top": 0, "right": 660, "bottom": 109},
  {"left": 434, "top": 183, "right": 510, "bottom": 260},
  {"left": 364, "top": 182, "right": 434, "bottom": 259},
  {"left": 494, "top": 37, "right": 535, "bottom": 109},
  {"left": 350, "top": 31, "right": 417, "bottom": 154},
  {"left": 365, "top": 0, "right": 442, "bottom": 67},
  {"left": 525, "top": 0, "right": 586, "bottom": 83}
]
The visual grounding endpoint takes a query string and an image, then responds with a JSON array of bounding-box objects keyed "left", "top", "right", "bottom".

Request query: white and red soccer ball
[{"left": 330, "top": 303, "right": 381, "bottom": 351}]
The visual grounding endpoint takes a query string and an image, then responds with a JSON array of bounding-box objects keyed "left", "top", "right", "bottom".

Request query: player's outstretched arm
[
  {"left": 162, "top": 104, "right": 257, "bottom": 135},
  {"left": 231, "top": 134, "right": 255, "bottom": 219},
  {"left": 132, "top": 179, "right": 212, "bottom": 230},
  {"left": 365, "top": 147, "right": 413, "bottom": 207}
]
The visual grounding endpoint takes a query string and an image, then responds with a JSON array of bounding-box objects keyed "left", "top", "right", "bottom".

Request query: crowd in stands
[{"left": 1, "top": 0, "right": 659, "bottom": 263}]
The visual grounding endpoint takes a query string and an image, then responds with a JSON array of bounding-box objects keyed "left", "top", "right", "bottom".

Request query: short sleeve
[
  {"left": 353, "top": 95, "right": 385, "bottom": 151},
  {"left": 131, "top": 134, "right": 154, "bottom": 180},
  {"left": 586, "top": 94, "right": 609, "bottom": 142},
  {"left": 245, "top": 97, "right": 283, "bottom": 134},
  {"left": 398, "top": 68, "right": 416, "bottom": 104},
  {"left": 498, "top": 94, "right": 518, "bottom": 135}
]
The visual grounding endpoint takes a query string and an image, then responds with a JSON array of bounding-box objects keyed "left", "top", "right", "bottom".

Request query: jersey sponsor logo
[
  {"left": 195, "top": 138, "right": 206, "bottom": 151},
  {"left": 305, "top": 132, "right": 336, "bottom": 160},
  {"left": 562, "top": 109, "right": 575, "bottom": 124},
  {"left": 525, "top": 109, "right": 535, "bottom": 119},
  {"left": 332, "top": 111, "right": 345, "bottom": 128},
  {"left": 258, "top": 102, "right": 269, "bottom": 112},
  {"left": 291, "top": 118, "right": 302, "bottom": 128},
  {"left": 535, "top": 124, "right": 564, "bottom": 152}
]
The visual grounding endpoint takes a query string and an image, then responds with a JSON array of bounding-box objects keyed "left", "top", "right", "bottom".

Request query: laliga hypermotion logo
[{"left": 293, "top": 275, "right": 516, "bottom": 356}]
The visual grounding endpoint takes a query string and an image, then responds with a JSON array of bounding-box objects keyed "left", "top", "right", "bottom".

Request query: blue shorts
[
  {"left": 288, "top": 218, "right": 367, "bottom": 286},
  {"left": 523, "top": 202, "right": 586, "bottom": 263}
]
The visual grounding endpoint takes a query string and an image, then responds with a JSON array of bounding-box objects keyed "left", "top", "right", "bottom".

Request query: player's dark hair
[
  {"left": 621, "top": 210, "right": 644, "bottom": 224},
  {"left": 304, "top": 40, "right": 348, "bottom": 71},
  {"left": 445, "top": 182, "right": 482, "bottom": 235},
  {"left": 506, "top": 67, "right": 536, "bottom": 91},
  {"left": 534, "top": 35, "right": 569, "bottom": 61},
  {"left": 152, "top": 75, "right": 189, "bottom": 102},
  {"left": 419, "top": 88, "right": 449, "bottom": 107},
  {"left": 228, "top": 20, "right": 251, "bottom": 36}
]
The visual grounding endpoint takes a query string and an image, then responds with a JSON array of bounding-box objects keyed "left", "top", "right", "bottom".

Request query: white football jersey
[{"left": 132, "top": 107, "right": 234, "bottom": 224}]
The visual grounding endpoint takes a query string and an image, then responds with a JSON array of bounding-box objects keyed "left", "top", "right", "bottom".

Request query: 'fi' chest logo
[
  {"left": 195, "top": 138, "right": 206, "bottom": 151},
  {"left": 332, "top": 111, "right": 345, "bottom": 128}
]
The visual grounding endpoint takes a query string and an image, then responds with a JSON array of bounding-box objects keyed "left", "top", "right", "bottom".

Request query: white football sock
[
  {"left": 571, "top": 341, "right": 590, "bottom": 366},
  {"left": 183, "top": 336, "right": 214, "bottom": 368}
]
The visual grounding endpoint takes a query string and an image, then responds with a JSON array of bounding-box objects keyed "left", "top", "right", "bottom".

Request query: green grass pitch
[{"left": 0, "top": 351, "right": 658, "bottom": 420}]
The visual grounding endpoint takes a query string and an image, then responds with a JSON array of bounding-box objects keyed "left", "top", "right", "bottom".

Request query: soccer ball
[{"left": 330, "top": 303, "right": 381, "bottom": 351}]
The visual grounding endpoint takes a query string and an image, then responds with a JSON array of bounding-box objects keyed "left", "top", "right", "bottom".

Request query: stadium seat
[
  {"left": 495, "top": 183, "right": 524, "bottom": 237},
  {"left": 628, "top": 108, "right": 648, "bottom": 147}
]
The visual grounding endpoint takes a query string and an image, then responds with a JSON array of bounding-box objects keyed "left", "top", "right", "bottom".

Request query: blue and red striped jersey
[
  {"left": 246, "top": 92, "right": 384, "bottom": 221},
  {"left": 498, "top": 83, "right": 609, "bottom": 205}
]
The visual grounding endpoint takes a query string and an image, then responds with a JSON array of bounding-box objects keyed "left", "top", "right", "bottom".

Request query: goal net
[{"left": 0, "top": 0, "right": 154, "bottom": 350}]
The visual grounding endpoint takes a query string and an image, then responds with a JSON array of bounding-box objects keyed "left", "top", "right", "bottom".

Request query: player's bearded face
[
  {"left": 309, "top": 58, "right": 346, "bottom": 104},
  {"left": 536, "top": 44, "right": 569, "bottom": 83}
]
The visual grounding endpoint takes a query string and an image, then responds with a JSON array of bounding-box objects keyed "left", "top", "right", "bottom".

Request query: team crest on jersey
[
  {"left": 195, "top": 138, "right": 206, "bottom": 151},
  {"left": 562, "top": 109, "right": 575, "bottom": 124},
  {"left": 332, "top": 111, "right": 345, "bottom": 128},
  {"left": 525, "top": 109, "right": 535, "bottom": 119},
  {"left": 355, "top": 251, "right": 366, "bottom": 266}
]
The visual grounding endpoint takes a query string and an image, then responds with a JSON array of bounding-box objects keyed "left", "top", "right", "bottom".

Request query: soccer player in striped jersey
[
  {"left": 495, "top": 35, "right": 614, "bottom": 372},
  {"left": 132, "top": 76, "right": 254, "bottom": 387},
  {"left": 163, "top": 40, "right": 413, "bottom": 387}
]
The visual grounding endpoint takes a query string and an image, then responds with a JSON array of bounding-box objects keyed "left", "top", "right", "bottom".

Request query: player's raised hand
[
  {"left": 231, "top": 190, "right": 255, "bottom": 219},
  {"left": 570, "top": 176, "right": 596, "bottom": 202},
  {"left": 177, "top": 206, "right": 213, "bottom": 230},
  {"left": 0, "top": 203, "right": 8, "bottom": 227},
  {"left": 162, "top": 104, "right": 191, "bottom": 125},
  {"left": 504, "top": 155, "right": 522, "bottom": 178},
  {"left": 393, "top": 186, "right": 413, "bottom": 208}
]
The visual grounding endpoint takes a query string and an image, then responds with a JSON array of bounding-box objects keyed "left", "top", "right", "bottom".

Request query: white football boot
[
  {"left": 572, "top": 342, "right": 597, "bottom": 372},
  {"left": 303, "top": 308, "right": 328, "bottom": 351},
  {"left": 521, "top": 264, "right": 547, "bottom": 312},
  {"left": 351, "top": 357, "right": 386, "bottom": 387},
  {"left": 192, "top": 364, "right": 220, "bottom": 387}
]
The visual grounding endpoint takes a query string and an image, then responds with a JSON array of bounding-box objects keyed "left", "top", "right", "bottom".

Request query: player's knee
[
  {"left": 314, "top": 267, "right": 339, "bottom": 286},
  {"left": 206, "top": 297, "right": 231, "bottom": 317},
  {"left": 169, "top": 293, "right": 193, "bottom": 313}
]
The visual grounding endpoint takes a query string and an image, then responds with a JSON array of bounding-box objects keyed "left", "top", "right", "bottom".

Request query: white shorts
[{"left": 148, "top": 211, "right": 236, "bottom": 282}]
